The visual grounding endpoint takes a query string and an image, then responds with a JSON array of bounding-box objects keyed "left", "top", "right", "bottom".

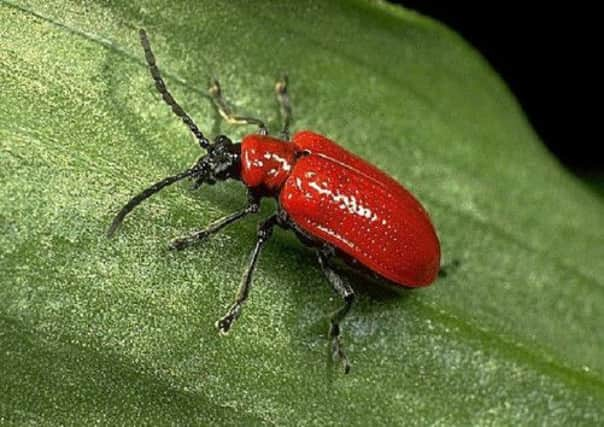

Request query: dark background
[{"left": 392, "top": 2, "right": 600, "bottom": 176}]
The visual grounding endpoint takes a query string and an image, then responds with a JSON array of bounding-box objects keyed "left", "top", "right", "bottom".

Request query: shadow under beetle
[{"left": 107, "top": 30, "right": 441, "bottom": 373}]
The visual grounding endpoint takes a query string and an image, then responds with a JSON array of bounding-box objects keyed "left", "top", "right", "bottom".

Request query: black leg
[
  {"left": 169, "top": 192, "right": 260, "bottom": 250},
  {"left": 275, "top": 74, "right": 292, "bottom": 140},
  {"left": 209, "top": 79, "right": 267, "bottom": 134},
  {"left": 216, "top": 214, "right": 278, "bottom": 334},
  {"left": 317, "top": 246, "right": 355, "bottom": 374}
]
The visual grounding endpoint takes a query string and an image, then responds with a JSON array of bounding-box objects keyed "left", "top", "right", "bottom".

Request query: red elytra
[
  {"left": 241, "top": 131, "right": 441, "bottom": 287},
  {"left": 108, "top": 29, "right": 442, "bottom": 373}
]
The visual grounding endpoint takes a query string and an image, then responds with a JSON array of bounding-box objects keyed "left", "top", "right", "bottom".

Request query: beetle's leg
[
  {"left": 169, "top": 194, "right": 260, "bottom": 251},
  {"left": 209, "top": 79, "right": 267, "bottom": 135},
  {"left": 317, "top": 247, "right": 355, "bottom": 374},
  {"left": 216, "top": 214, "right": 278, "bottom": 334},
  {"left": 275, "top": 74, "right": 292, "bottom": 140}
]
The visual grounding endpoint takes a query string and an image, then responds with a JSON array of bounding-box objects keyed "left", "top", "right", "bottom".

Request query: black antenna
[
  {"left": 139, "top": 29, "right": 210, "bottom": 150},
  {"left": 107, "top": 168, "right": 194, "bottom": 237}
]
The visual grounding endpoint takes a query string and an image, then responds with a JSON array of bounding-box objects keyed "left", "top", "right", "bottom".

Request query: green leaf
[{"left": 1, "top": 0, "right": 603, "bottom": 424}]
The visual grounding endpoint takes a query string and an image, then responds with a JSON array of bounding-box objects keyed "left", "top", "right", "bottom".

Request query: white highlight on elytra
[
  {"left": 308, "top": 181, "right": 378, "bottom": 222},
  {"left": 264, "top": 152, "right": 292, "bottom": 172},
  {"left": 315, "top": 224, "right": 355, "bottom": 248}
]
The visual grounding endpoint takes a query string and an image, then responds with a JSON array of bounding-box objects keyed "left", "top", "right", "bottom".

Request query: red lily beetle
[{"left": 108, "top": 30, "right": 441, "bottom": 373}]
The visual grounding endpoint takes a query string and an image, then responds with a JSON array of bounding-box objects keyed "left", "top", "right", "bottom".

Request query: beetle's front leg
[
  {"left": 216, "top": 213, "right": 278, "bottom": 333},
  {"left": 169, "top": 192, "right": 260, "bottom": 251},
  {"left": 317, "top": 246, "right": 355, "bottom": 374}
]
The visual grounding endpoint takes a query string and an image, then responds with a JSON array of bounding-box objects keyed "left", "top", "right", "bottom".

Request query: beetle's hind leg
[
  {"left": 209, "top": 79, "right": 267, "bottom": 134},
  {"left": 216, "top": 214, "right": 278, "bottom": 334},
  {"left": 317, "top": 246, "right": 355, "bottom": 374},
  {"left": 275, "top": 74, "right": 292, "bottom": 140}
]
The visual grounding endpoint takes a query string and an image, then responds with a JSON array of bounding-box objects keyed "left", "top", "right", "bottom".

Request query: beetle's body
[
  {"left": 241, "top": 131, "right": 440, "bottom": 287},
  {"left": 108, "top": 30, "right": 441, "bottom": 374}
]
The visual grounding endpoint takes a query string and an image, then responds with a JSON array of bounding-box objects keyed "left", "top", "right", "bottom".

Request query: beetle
[{"left": 107, "top": 30, "right": 441, "bottom": 373}]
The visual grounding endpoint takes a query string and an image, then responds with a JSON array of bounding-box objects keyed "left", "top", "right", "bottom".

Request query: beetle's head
[{"left": 191, "top": 135, "right": 241, "bottom": 188}]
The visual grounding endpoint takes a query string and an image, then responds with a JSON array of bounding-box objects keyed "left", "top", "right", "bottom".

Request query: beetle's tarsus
[
  {"left": 168, "top": 233, "right": 209, "bottom": 251},
  {"left": 169, "top": 236, "right": 201, "bottom": 251},
  {"left": 330, "top": 323, "right": 351, "bottom": 374},
  {"left": 215, "top": 315, "right": 234, "bottom": 335},
  {"left": 216, "top": 301, "right": 243, "bottom": 334},
  {"left": 168, "top": 239, "right": 184, "bottom": 251}
]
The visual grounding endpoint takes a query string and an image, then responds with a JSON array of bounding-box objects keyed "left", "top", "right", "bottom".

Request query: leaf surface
[{"left": 1, "top": 1, "right": 603, "bottom": 424}]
